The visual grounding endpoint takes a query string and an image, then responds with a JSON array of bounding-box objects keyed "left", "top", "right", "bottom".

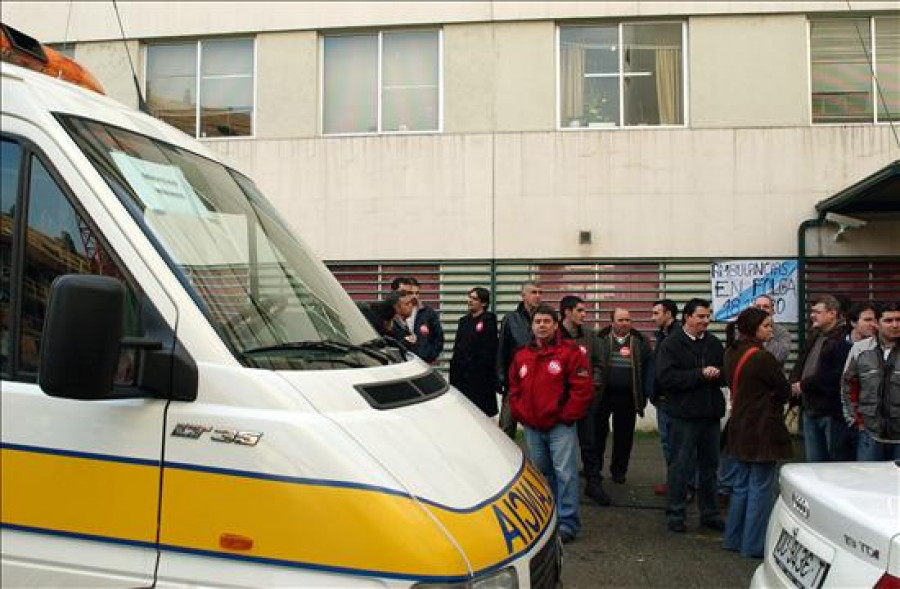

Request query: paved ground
[{"left": 558, "top": 434, "right": 760, "bottom": 588}]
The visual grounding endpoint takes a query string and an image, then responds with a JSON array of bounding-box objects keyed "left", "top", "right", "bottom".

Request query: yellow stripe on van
[
  {"left": 1, "top": 445, "right": 554, "bottom": 579},
  {"left": 425, "top": 462, "right": 555, "bottom": 572},
  {"left": 160, "top": 466, "right": 469, "bottom": 576},
  {"left": 160, "top": 461, "right": 553, "bottom": 577},
  {"left": 0, "top": 447, "right": 159, "bottom": 543}
]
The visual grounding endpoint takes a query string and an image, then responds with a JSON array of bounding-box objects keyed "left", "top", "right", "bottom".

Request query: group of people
[
  {"left": 361, "top": 280, "right": 900, "bottom": 555},
  {"left": 359, "top": 276, "right": 445, "bottom": 364},
  {"left": 718, "top": 296, "right": 898, "bottom": 558},
  {"left": 446, "top": 283, "right": 657, "bottom": 543}
]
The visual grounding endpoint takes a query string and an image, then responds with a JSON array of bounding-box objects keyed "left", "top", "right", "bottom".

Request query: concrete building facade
[{"left": 4, "top": 1, "right": 898, "bottom": 263}]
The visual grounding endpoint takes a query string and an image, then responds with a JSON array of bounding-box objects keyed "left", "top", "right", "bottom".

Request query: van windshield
[{"left": 60, "top": 116, "right": 395, "bottom": 369}]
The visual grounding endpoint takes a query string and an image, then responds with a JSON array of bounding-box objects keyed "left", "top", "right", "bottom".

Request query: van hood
[
  {"left": 275, "top": 361, "right": 520, "bottom": 506},
  {"left": 271, "top": 361, "right": 557, "bottom": 578}
]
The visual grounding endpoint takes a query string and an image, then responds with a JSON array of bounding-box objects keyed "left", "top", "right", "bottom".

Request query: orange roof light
[{"left": 1, "top": 23, "right": 104, "bottom": 95}]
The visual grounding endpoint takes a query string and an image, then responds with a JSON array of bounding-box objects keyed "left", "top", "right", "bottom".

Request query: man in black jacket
[
  {"left": 656, "top": 298, "right": 726, "bottom": 534},
  {"left": 790, "top": 294, "right": 852, "bottom": 462},
  {"left": 649, "top": 298, "right": 680, "bottom": 495},
  {"left": 497, "top": 282, "right": 542, "bottom": 438},
  {"left": 449, "top": 287, "right": 499, "bottom": 417},
  {"left": 558, "top": 295, "right": 606, "bottom": 505}
]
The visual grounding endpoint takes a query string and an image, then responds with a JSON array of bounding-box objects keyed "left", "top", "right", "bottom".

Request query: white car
[{"left": 751, "top": 461, "right": 900, "bottom": 589}]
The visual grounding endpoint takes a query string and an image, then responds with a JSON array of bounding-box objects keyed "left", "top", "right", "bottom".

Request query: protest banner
[{"left": 711, "top": 259, "right": 798, "bottom": 322}]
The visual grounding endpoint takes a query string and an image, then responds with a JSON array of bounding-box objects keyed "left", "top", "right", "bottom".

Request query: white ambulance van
[{"left": 0, "top": 25, "right": 559, "bottom": 588}]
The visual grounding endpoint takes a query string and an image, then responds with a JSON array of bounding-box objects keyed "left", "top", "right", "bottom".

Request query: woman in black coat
[
  {"left": 722, "top": 307, "right": 792, "bottom": 559},
  {"left": 449, "top": 288, "right": 499, "bottom": 417}
]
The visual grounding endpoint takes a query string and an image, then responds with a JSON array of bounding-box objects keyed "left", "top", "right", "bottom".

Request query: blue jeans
[
  {"left": 724, "top": 461, "right": 776, "bottom": 558},
  {"left": 803, "top": 414, "right": 853, "bottom": 462},
  {"left": 657, "top": 406, "right": 673, "bottom": 465},
  {"left": 524, "top": 423, "right": 580, "bottom": 536},
  {"left": 718, "top": 452, "right": 740, "bottom": 495},
  {"left": 857, "top": 429, "right": 900, "bottom": 461},
  {"left": 667, "top": 417, "right": 720, "bottom": 524}
]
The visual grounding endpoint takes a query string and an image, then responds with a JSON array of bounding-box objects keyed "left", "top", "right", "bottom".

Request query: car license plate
[{"left": 773, "top": 529, "right": 830, "bottom": 589}]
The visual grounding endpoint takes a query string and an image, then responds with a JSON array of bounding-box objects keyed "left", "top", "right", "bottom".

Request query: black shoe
[
  {"left": 560, "top": 529, "right": 576, "bottom": 544},
  {"left": 586, "top": 484, "right": 611, "bottom": 506},
  {"left": 667, "top": 520, "right": 686, "bottom": 533},
  {"left": 702, "top": 518, "right": 726, "bottom": 532},
  {"left": 612, "top": 473, "right": 626, "bottom": 484}
]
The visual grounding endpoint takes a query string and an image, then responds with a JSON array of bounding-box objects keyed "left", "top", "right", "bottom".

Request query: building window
[
  {"left": 810, "top": 16, "right": 899, "bottom": 124},
  {"left": 559, "top": 22, "right": 685, "bottom": 129},
  {"left": 323, "top": 30, "right": 441, "bottom": 135},
  {"left": 146, "top": 38, "right": 254, "bottom": 138}
]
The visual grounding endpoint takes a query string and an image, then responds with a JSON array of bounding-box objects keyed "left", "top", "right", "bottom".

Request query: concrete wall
[
  {"left": 207, "top": 126, "right": 899, "bottom": 261},
  {"left": 4, "top": 1, "right": 894, "bottom": 43},
  {"left": 689, "top": 14, "right": 810, "bottom": 128},
  {"left": 804, "top": 218, "right": 900, "bottom": 257},
  {"left": 493, "top": 22, "right": 557, "bottom": 132},
  {"left": 255, "top": 31, "right": 318, "bottom": 139},
  {"left": 444, "top": 24, "right": 495, "bottom": 133},
  {"left": 72, "top": 40, "right": 142, "bottom": 108}
]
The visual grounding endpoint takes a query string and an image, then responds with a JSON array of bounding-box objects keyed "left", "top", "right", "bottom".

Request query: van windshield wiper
[
  {"left": 240, "top": 339, "right": 392, "bottom": 365},
  {"left": 360, "top": 335, "right": 408, "bottom": 358}
]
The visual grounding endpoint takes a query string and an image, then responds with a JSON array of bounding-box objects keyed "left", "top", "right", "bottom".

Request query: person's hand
[
  {"left": 702, "top": 366, "right": 720, "bottom": 380},
  {"left": 791, "top": 382, "right": 802, "bottom": 396},
  {"left": 405, "top": 334, "right": 417, "bottom": 344}
]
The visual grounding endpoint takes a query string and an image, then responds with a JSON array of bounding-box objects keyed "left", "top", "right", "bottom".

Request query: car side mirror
[
  {"left": 39, "top": 274, "right": 124, "bottom": 399},
  {"left": 39, "top": 274, "right": 199, "bottom": 402}
]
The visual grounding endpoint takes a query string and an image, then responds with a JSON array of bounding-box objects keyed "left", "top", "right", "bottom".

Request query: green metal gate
[{"left": 328, "top": 256, "right": 900, "bottom": 368}]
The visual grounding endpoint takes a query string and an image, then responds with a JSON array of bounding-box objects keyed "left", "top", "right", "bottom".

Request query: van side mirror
[
  {"left": 39, "top": 274, "right": 124, "bottom": 399},
  {"left": 38, "top": 274, "right": 198, "bottom": 401}
]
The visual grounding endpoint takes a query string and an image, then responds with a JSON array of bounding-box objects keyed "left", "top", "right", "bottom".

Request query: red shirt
[{"left": 508, "top": 335, "right": 594, "bottom": 431}]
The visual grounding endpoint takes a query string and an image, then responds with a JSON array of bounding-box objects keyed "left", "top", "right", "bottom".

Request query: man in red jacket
[{"left": 509, "top": 305, "right": 594, "bottom": 543}]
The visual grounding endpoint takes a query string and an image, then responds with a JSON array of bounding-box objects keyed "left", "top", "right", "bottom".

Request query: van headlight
[{"left": 412, "top": 566, "right": 518, "bottom": 589}]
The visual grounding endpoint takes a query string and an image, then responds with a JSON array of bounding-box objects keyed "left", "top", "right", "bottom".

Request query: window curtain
[
  {"left": 655, "top": 48, "right": 681, "bottom": 125},
  {"left": 561, "top": 46, "right": 585, "bottom": 124}
]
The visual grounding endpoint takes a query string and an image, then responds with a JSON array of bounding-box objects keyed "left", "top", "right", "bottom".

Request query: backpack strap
[{"left": 731, "top": 346, "right": 760, "bottom": 403}]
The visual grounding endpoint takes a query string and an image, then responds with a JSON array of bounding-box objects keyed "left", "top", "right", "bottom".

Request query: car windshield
[{"left": 60, "top": 116, "right": 394, "bottom": 369}]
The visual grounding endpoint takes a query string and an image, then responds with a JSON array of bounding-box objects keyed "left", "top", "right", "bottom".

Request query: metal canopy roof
[{"left": 815, "top": 160, "right": 900, "bottom": 215}]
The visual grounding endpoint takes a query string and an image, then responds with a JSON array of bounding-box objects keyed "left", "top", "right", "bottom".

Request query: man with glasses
[
  {"left": 789, "top": 295, "right": 852, "bottom": 462},
  {"left": 391, "top": 277, "right": 445, "bottom": 365}
]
